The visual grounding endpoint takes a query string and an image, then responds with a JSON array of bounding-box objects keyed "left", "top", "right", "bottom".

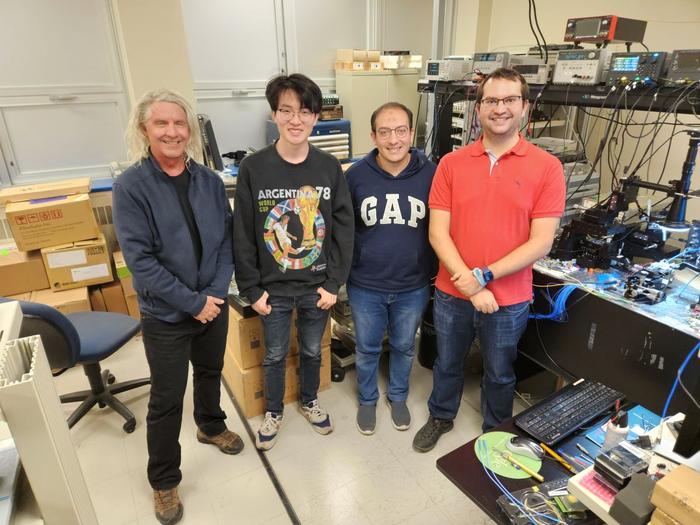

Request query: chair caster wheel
[
  {"left": 331, "top": 366, "right": 345, "bottom": 382},
  {"left": 98, "top": 401, "right": 106, "bottom": 408},
  {"left": 123, "top": 420, "right": 136, "bottom": 433},
  {"left": 107, "top": 373, "right": 116, "bottom": 385}
]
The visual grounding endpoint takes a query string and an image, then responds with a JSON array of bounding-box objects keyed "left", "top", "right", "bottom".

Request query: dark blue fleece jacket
[
  {"left": 113, "top": 155, "right": 233, "bottom": 322},
  {"left": 346, "top": 148, "right": 437, "bottom": 292}
]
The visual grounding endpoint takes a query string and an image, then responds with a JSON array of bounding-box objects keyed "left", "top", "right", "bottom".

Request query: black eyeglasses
[{"left": 480, "top": 96, "right": 523, "bottom": 108}]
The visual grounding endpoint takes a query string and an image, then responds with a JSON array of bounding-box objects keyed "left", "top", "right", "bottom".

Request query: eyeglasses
[
  {"left": 375, "top": 126, "right": 410, "bottom": 139},
  {"left": 480, "top": 96, "right": 523, "bottom": 108},
  {"left": 276, "top": 107, "right": 316, "bottom": 122}
]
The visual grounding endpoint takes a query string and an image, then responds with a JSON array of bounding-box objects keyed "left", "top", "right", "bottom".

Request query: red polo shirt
[{"left": 429, "top": 136, "right": 565, "bottom": 306}]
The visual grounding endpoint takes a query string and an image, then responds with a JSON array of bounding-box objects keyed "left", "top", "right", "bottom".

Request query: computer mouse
[{"left": 506, "top": 436, "right": 544, "bottom": 460}]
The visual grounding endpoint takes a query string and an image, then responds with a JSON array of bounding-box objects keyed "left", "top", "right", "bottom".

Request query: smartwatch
[
  {"left": 472, "top": 267, "right": 494, "bottom": 287},
  {"left": 472, "top": 267, "right": 486, "bottom": 287}
]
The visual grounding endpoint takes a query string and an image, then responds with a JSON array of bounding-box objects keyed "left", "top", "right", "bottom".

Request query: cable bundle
[{"left": 529, "top": 284, "right": 578, "bottom": 322}]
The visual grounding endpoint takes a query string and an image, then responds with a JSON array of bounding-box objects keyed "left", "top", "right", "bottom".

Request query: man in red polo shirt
[{"left": 413, "top": 68, "right": 565, "bottom": 452}]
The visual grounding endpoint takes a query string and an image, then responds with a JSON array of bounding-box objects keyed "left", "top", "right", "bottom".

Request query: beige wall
[
  {"left": 456, "top": 0, "right": 700, "bottom": 220},
  {"left": 453, "top": 0, "right": 483, "bottom": 56},
  {"left": 111, "top": 0, "right": 196, "bottom": 108},
  {"left": 487, "top": 0, "right": 700, "bottom": 53}
]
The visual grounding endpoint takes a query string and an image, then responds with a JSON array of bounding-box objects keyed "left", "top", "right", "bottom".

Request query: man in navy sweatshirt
[
  {"left": 113, "top": 89, "right": 241, "bottom": 525},
  {"left": 346, "top": 102, "right": 437, "bottom": 435}
]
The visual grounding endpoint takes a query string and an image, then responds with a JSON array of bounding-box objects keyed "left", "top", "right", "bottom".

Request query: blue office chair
[{"left": 0, "top": 297, "right": 150, "bottom": 433}]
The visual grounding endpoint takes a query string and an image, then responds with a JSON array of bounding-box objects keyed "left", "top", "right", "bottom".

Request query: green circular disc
[{"left": 474, "top": 431, "right": 543, "bottom": 480}]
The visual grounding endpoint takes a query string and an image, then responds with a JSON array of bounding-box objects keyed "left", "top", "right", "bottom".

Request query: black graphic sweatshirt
[{"left": 233, "top": 143, "right": 354, "bottom": 304}]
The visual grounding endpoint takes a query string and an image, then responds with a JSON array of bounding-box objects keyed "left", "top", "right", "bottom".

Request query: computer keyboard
[{"left": 514, "top": 379, "right": 623, "bottom": 446}]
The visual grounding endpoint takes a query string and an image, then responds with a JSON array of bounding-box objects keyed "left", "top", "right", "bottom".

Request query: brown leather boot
[
  {"left": 196, "top": 428, "right": 244, "bottom": 455},
  {"left": 153, "top": 487, "right": 183, "bottom": 525}
]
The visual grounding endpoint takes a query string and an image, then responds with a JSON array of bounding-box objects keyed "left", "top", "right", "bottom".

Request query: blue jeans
[
  {"left": 428, "top": 289, "right": 529, "bottom": 431},
  {"left": 259, "top": 293, "right": 329, "bottom": 414},
  {"left": 348, "top": 283, "right": 430, "bottom": 405}
]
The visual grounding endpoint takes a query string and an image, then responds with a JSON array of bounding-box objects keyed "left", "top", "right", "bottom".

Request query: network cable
[
  {"left": 661, "top": 340, "right": 700, "bottom": 420},
  {"left": 529, "top": 284, "right": 578, "bottom": 321}
]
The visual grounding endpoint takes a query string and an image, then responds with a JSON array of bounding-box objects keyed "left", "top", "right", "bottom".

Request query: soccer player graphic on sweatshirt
[{"left": 263, "top": 185, "right": 325, "bottom": 273}]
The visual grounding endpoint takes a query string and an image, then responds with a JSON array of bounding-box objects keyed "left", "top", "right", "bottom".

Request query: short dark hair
[
  {"left": 265, "top": 73, "right": 322, "bottom": 114},
  {"left": 370, "top": 102, "right": 414, "bottom": 131},
  {"left": 476, "top": 68, "right": 529, "bottom": 104}
]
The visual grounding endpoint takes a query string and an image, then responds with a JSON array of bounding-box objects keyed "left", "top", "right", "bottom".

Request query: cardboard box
[
  {"left": 7, "top": 292, "right": 31, "bottom": 301},
  {"left": 222, "top": 350, "right": 298, "bottom": 419},
  {"left": 225, "top": 306, "right": 300, "bottom": 370},
  {"left": 88, "top": 286, "right": 106, "bottom": 312},
  {"left": 100, "top": 281, "right": 128, "bottom": 315},
  {"left": 651, "top": 465, "right": 700, "bottom": 525},
  {"left": 0, "top": 244, "right": 49, "bottom": 296},
  {"left": 222, "top": 344, "right": 331, "bottom": 418},
  {"left": 368, "top": 61, "right": 382, "bottom": 71},
  {"left": 0, "top": 177, "right": 91, "bottom": 205},
  {"left": 366, "top": 50, "right": 380, "bottom": 62},
  {"left": 124, "top": 294, "right": 140, "bottom": 320},
  {"left": 650, "top": 508, "right": 681, "bottom": 525},
  {"left": 30, "top": 287, "right": 91, "bottom": 314},
  {"left": 41, "top": 234, "right": 113, "bottom": 291},
  {"left": 226, "top": 306, "right": 330, "bottom": 370},
  {"left": 113, "top": 251, "right": 135, "bottom": 296},
  {"left": 6, "top": 193, "right": 100, "bottom": 251},
  {"left": 336, "top": 48, "right": 367, "bottom": 62},
  {"left": 380, "top": 54, "right": 423, "bottom": 70}
]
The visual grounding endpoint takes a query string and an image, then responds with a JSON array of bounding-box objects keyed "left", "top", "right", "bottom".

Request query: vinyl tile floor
[{"left": 46, "top": 335, "right": 529, "bottom": 524}]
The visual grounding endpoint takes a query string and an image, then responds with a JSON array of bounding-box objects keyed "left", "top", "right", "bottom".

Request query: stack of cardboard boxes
[
  {"left": 0, "top": 178, "right": 136, "bottom": 318},
  {"left": 649, "top": 465, "right": 700, "bottom": 525},
  {"left": 221, "top": 306, "right": 332, "bottom": 418},
  {"left": 334, "top": 49, "right": 422, "bottom": 72},
  {"left": 335, "top": 49, "right": 383, "bottom": 72},
  {"left": 1, "top": 178, "right": 106, "bottom": 312}
]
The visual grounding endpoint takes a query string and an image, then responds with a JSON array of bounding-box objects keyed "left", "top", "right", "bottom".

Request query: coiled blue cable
[{"left": 529, "top": 284, "right": 577, "bottom": 322}]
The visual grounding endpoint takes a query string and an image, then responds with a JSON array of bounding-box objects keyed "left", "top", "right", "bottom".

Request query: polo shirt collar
[{"left": 469, "top": 134, "right": 528, "bottom": 157}]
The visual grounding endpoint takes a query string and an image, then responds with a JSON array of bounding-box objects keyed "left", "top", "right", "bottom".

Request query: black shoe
[{"left": 412, "top": 416, "right": 454, "bottom": 453}]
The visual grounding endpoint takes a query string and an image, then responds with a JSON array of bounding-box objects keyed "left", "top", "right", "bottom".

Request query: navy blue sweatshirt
[
  {"left": 346, "top": 148, "right": 437, "bottom": 292},
  {"left": 113, "top": 155, "right": 233, "bottom": 322}
]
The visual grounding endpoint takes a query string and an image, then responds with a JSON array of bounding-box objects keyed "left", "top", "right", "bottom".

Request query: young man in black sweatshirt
[{"left": 233, "top": 74, "right": 354, "bottom": 450}]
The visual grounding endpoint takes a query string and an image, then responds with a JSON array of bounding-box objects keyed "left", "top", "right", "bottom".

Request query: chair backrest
[{"left": 0, "top": 298, "right": 80, "bottom": 369}]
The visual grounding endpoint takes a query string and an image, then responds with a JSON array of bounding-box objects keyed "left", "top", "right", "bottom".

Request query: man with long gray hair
[{"left": 113, "top": 89, "right": 242, "bottom": 525}]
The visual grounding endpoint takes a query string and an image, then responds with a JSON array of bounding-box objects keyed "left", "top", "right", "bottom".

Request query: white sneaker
[
  {"left": 255, "top": 412, "right": 283, "bottom": 450},
  {"left": 299, "top": 399, "right": 333, "bottom": 435}
]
